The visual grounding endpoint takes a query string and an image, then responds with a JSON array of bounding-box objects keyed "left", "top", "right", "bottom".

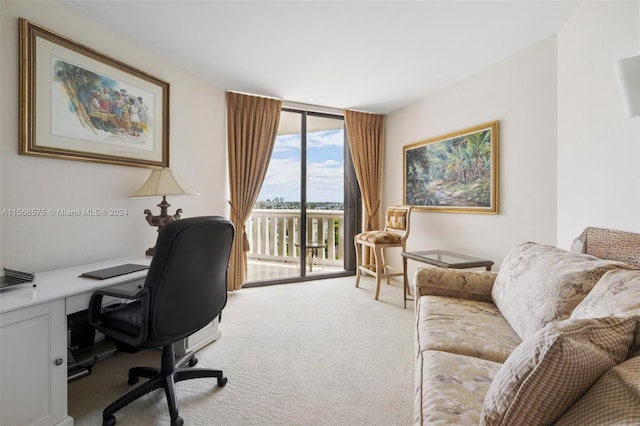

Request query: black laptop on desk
[{"left": 80, "top": 263, "right": 149, "bottom": 280}]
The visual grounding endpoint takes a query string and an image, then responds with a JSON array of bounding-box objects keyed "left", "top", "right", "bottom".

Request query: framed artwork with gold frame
[
  {"left": 19, "top": 18, "right": 169, "bottom": 168},
  {"left": 403, "top": 121, "right": 499, "bottom": 214}
]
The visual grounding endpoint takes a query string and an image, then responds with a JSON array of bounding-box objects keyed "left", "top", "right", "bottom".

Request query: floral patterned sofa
[{"left": 413, "top": 227, "right": 640, "bottom": 425}]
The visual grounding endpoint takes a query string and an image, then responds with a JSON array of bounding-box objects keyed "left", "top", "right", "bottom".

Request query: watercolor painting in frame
[{"left": 19, "top": 18, "right": 169, "bottom": 167}]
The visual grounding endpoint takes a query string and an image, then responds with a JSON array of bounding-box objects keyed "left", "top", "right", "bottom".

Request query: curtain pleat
[
  {"left": 344, "top": 110, "right": 385, "bottom": 268},
  {"left": 344, "top": 109, "right": 385, "bottom": 233},
  {"left": 226, "top": 92, "right": 282, "bottom": 291}
]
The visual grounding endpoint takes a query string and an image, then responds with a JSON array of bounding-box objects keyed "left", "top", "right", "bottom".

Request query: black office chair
[{"left": 89, "top": 216, "right": 234, "bottom": 426}]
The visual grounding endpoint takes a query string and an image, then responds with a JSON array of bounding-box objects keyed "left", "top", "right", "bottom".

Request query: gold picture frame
[
  {"left": 19, "top": 18, "right": 170, "bottom": 168},
  {"left": 403, "top": 121, "right": 499, "bottom": 214}
]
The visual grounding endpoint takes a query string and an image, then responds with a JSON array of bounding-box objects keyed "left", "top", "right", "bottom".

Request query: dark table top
[{"left": 402, "top": 249, "right": 494, "bottom": 269}]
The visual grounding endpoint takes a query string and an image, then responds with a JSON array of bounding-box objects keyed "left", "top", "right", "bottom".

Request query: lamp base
[{"left": 143, "top": 195, "right": 183, "bottom": 256}]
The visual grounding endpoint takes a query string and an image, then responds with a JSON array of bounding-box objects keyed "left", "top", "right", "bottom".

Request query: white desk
[{"left": 0, "top": 256, "right": 221, "bottom": 426}]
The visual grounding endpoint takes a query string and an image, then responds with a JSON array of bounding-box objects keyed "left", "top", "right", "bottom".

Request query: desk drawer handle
[{"left": 54, "top": 358, "right": 64, "bottom": 366}]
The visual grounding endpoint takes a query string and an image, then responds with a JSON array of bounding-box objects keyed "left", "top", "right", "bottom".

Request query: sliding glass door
[{"left": 245, "top": 108, "right": 360, "bottom": 285}]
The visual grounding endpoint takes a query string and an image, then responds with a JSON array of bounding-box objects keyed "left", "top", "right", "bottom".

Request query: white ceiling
[{"left": 66, "top": 1, "right": 580, "bottom": 114}]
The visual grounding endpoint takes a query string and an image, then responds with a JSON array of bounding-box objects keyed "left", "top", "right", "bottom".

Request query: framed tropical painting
[
  {"left": 403, "top": 121, "right": 499, "bottom": 214},
  {"left": 19, "top": 18, "right": 169, "bottom": 168}
]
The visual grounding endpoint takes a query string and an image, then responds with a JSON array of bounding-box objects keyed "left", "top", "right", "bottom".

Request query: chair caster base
[
  {"left": 172, "top": 415, "right": 184, "bottom": 426},
  {"left": 218, "top": 376, "right": 228, "bottom": 387},
  {"left": 103, "top": 414, "right": 116, "bottom": 426}
]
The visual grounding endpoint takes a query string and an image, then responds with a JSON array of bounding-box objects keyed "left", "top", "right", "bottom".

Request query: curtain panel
[
  {"left": 344, "top": 109, "right": 385, "bottom": 233},
  {"left": 226, "top": 91, "right": 282, "bottom": 291}
]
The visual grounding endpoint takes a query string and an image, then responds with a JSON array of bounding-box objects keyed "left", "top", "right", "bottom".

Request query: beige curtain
[
  {"left": 344, "top": 109, "right": 385, "bottom": 233},
  {"left": 226, "top": 92, "right": 282, "bottom": 291}
]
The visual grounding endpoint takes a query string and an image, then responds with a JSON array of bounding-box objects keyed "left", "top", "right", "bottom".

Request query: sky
[{"left": 259, "top": 128, "right": 344, "bottom": 203}]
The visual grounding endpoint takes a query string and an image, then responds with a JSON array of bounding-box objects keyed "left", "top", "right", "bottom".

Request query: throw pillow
[
  {"left": 571, "top": 269, "right": 640, "bottom": 357},
  {"left": 491, "top": 242, "right": 629, "bottom": 340},
  {"left": 480, "top": 316, "right": 637, "bottom": 426},
  {"left": 554, "top": 355, "right": 640, "bottom": 425}
]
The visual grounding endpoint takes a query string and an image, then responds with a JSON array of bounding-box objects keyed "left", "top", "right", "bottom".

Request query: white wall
[
  {"left": 3, "top": 1, "right": 636, "bottom": 275},
  {"left": 0, "top": 1, "right": 228, "bottom": 272},
  {"left": 386, "top": 37, "right": 558, "bottom": 274},
  {"left": 557, "top": 1, "right": 640, "bottom": 248}
]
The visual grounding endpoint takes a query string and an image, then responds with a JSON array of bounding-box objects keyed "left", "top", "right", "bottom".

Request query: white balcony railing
[{"left": 247, "top": 209, "right": 344, "bottom": 267}]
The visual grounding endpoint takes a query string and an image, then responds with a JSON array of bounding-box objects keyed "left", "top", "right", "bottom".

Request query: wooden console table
[{"left": 401, "top": 250, "right": 494, "bottom": 308}]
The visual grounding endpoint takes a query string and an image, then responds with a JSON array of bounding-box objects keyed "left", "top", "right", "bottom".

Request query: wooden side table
[{"left": 401, "top": 250, "right": 494, "bottom": 308}]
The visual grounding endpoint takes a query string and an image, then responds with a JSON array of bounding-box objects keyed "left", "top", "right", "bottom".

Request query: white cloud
[
  {"left": 272, "top": 135, "right": 300, "bottom": 153},
  {"left": 259, "top": 158, "right": 343, "bottom": 202},
  {"left": 308, "top": 130, "right": 343, "bottom": 148},
  {"left": 307, "top": 160, "right": 343, "bottom": 202},
  {"left": 259, "top": 129, "right": 345, "bottom": 202}
]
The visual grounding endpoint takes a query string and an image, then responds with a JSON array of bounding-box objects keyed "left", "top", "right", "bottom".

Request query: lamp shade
[
  {"left": 614, "top": 54, "right": 640, "bottom": 118},
  {"left": 130, "top": 168, "right": 199, "bottom": 197}
]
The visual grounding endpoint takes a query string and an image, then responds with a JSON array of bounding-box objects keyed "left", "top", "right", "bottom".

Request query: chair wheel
[
  {"left": 172, "top": 415, "right": 184, "bottom": 426},
  {"left": 128, "top": 373, "right": 139, "bottom": 385},
  {"left": 188, "top": 357, "right": 198, "bottom": 367},
  {"left": 218, "top": 376, "right": 228, "bottom": 387},
  {"left": 103, "top": 414, "right": 116, "bottom": 426}
]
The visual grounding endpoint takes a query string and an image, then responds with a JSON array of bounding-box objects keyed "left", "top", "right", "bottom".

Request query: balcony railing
[{"left": 247, "top": 209, "right": 345, "bottom": 267}]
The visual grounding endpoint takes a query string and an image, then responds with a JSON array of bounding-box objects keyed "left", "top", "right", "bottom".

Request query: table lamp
[{"left": 130, "top": 167, "right": 199, "bottom": 256}]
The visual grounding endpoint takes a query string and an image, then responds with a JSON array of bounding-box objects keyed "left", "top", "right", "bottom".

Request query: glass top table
[
  {"left": 402, "top": 250, "right": 494, "bottom": 270},
  {"left": 294, "top": 242, "right": 326, "bottom": 272},
  {"left": 401, "top": 250, "right": 494, "bottom": 308}
]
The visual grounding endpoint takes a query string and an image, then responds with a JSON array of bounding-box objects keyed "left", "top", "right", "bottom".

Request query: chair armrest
[
  {"left": 414, "top": 267, "right": 497, "bottom": 303},
  {"left": 88, "top": 288, "right": 149, "bottom": 329}
]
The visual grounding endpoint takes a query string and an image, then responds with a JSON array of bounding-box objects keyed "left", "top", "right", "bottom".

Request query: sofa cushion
[
  {"left": 491, "top": 242, "right": 629, "bottom": 340},
  {"left": 417, "top": 295, "right": 521, "bottom": 363},
  {"left": 480, "top": 316, "right": 637, "bottom": 426},
  {"left": 554, "top": 355, "right": 640, "bottom": 425},
  {"left": 414, "top": 267, "right": 497, "bottom": 303},
  {"left": 571, "top": 268, "right": 640, "bottom": 357},
  {"left": 415, "top": 350, "right": 502, "bottom": 426}
]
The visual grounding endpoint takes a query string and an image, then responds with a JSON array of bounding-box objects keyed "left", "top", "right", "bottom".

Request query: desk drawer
[{"left": 66, "top": 278, "right": 144, "bottom": 315}]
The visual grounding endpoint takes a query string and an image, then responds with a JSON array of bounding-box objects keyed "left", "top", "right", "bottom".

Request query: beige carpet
[{"left": 69, "top": 276, "right": 415, "bottom": 425}]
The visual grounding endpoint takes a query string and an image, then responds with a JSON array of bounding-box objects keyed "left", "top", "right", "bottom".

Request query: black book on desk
[{"left": 80, "top": 263, "right": 149, "bottom": 280}]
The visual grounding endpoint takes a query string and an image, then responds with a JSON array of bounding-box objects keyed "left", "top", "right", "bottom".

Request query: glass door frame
[{"left": 243, "top": 107, "right": 361, "bottom": 287}]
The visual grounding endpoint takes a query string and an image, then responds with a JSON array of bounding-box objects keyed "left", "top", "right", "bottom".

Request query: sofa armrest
[{"left": 414, "top": 267, "right": 497, "bottom": 302}]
